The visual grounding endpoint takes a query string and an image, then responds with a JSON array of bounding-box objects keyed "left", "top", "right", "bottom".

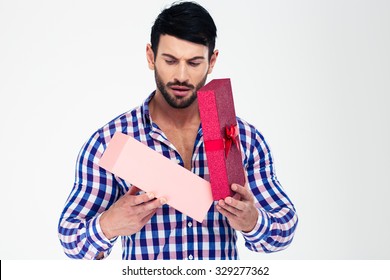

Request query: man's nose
[{"left": 175, "top": 62, "right": 190, "bottom": 82}]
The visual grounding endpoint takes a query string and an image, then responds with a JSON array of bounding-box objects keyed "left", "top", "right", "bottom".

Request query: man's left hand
[{"left": 216, "top": 183, "right": 259, "bottom": 233}]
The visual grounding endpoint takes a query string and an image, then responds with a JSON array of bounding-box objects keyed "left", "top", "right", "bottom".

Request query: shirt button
[
  {"left": 188, "top": 222, "right": 192, "bottom": 227},
  {"left": 188, "top": 254, "right": 194, "bottom": 260}
]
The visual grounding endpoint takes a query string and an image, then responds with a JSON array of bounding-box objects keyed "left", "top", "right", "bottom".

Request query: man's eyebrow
[
  {"left": 161, "top": 53, "right": 177, "bottom": 59},
  {"left": 161, "top": 53, "right": 205, "bottom": 60},
  {"left": 189, "top": 56, "right": 206, "bottom": 61}
]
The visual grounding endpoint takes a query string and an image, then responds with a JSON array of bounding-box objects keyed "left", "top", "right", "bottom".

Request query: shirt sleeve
[
  {"left": 58, "top": 131, "right": 120, "bottom": 259},
  {"left": 240, "top": 124, "right": 298, "bottom": 253}
]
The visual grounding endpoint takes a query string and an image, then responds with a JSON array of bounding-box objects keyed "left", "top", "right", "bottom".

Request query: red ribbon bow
[
  {"left": 203, "top": 124, "right": 239, "bottom": 158},
  {"left": 224, "top": 124, "right": 239, "bottom": 157}
]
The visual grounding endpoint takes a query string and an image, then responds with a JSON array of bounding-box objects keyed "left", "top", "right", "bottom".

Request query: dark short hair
[{"left": 150, "top": 1, "right": 217, "bottom": 60}]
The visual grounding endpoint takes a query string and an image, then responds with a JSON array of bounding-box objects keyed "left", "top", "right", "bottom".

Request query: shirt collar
[{"left": 141, "top": 91, "right": 156, "bottom": 126}]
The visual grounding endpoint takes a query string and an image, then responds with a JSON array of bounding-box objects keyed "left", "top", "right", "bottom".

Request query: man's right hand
[{"left": 99, "top": 186, "right": 166, "bottom": 239}]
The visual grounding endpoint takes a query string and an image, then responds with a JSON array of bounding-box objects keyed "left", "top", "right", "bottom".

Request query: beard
[{"left": 154, "top": 67, "right": 208, "bottom": 109}]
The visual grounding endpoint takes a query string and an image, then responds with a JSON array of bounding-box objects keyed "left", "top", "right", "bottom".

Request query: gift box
[
  {"left": 197, "top": 78, "right": 246, "bottom": 200},
  {"left": 98, "top": 132, "right": 213, "bottom": 223}
]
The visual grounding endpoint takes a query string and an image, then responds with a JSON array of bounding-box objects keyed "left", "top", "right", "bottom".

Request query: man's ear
[
  {"left": 207, "top": 49, "right": 219, "bottom": 74},
  {"left": 146, "top": 44, "right": 155, "bottom": 70}
]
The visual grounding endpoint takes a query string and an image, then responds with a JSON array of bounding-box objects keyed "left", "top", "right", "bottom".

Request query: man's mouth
[{"left": 170, "top": 85, "right": 192, "bottom": 96}]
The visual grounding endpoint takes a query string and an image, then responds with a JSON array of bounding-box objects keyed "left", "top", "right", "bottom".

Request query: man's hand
[
  {"left": 99, "top": 186, "right": 166, "bottom": 239},
  {"left": 216, "top": 183, "right": 259, "bottom": 233}
]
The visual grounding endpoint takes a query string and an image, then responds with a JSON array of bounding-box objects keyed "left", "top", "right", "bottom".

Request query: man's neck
[{"left": 149, "top": 91, "right": 200, "bottom": 129}]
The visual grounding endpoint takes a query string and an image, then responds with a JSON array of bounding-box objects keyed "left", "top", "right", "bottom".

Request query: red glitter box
[{"left": 197, "top": 78, "right": 246, "bottom": 200}]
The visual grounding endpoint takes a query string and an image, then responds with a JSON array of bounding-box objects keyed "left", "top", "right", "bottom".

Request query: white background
[{"left": 0, "top": 0, "right": 389, "bottom": 260}]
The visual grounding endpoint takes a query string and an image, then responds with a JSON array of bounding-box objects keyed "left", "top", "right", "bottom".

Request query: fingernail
[
  {"left": 147, "top": 192, "right": 155, "bottom": 199},
  {"left": 232, "top": 184, "right": 238, "bottom": 191},
  {"left": 160, "top": 197, "right": 167, "bottom": 204}
]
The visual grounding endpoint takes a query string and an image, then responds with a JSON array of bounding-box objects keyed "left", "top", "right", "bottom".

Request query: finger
[
  {"left": 218, "top": 199, "right": 240, "bottom": 216},
  {"left": 216, "top": 204, "right": 236, "bottom": 219},
  {"left": 224, "top": 196, "right": 249, "bottom": 212},
  {"left": 231, "top": 184, "right": 253, "bottom": 202},
  {"left": 130, "top": 191, "right": 156, "bottom": 206},
  {"left": 134, "top": 196, "right": 167, "bottom": 214}
]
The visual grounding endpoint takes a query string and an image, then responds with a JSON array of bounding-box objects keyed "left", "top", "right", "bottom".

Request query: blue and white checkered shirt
[{"left": 58, "top": 92, "right": 298, "bottom": 260}]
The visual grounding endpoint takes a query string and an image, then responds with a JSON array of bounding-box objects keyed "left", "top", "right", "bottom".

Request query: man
[{"left": 58, "top": 1, "right": 298, "bottom": 260}]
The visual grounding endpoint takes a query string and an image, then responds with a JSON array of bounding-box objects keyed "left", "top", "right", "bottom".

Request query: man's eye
[
  {"left": 165, "top": 60, "right": 176, "bottom": 65},
  {"left": 189, "top": 62, "right": 201, "bottom": 67}
]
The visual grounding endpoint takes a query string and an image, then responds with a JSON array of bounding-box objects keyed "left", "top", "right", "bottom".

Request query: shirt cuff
[
  {"left": 241, "top": 208, "right": 270, "bottom": 243},
  {"left": 86, "top": 213, "right": 117, "bottom": 252}
]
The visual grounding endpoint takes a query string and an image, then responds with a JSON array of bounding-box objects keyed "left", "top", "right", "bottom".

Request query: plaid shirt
[{"left": 58, "top": 92, "right": 298, "bottom": 260}]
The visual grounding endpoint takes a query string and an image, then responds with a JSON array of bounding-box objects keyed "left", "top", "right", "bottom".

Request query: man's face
[{"left": 148, "top": 35, "right": 217, "bottom": 109}]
